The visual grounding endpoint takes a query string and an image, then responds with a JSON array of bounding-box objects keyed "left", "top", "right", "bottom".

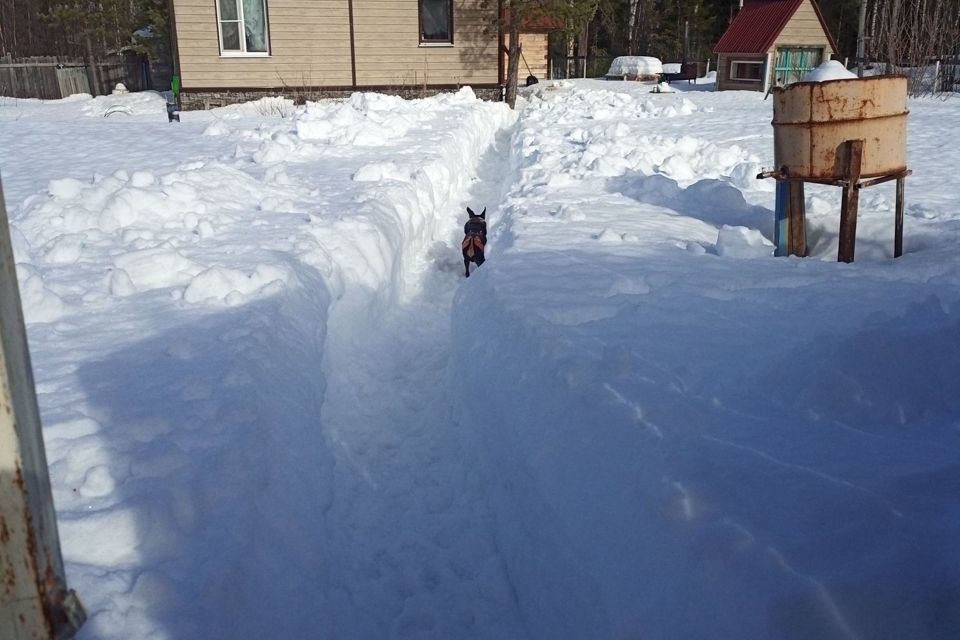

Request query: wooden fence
[{"left": 0, "top": 54, "right": 172, "bottom": 99}]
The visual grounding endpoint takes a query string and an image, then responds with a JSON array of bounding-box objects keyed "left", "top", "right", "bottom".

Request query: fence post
[{"left": 0, "top": 177, "right": 86, "bottom": 639}]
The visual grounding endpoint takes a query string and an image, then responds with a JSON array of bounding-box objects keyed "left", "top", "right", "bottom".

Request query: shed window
[
  {"left": 774, "top": 47, "right": 823, "bottom": 85},
  {"left": 420, "top": 0, "right": 453, "bottom": 44},
  {"left": 217, "top": 0, "right": 269, "bottom": 55},
  {"left": 730, "top": 60, "right": 763, "bottom": 82}
]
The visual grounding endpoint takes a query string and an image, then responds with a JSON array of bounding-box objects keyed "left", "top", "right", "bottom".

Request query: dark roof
[{"left": 713, "top": 0, "right": 838, "bottom": 55}]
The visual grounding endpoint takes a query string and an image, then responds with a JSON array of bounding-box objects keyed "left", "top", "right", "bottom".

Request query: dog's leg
[
  {"left": 464, "top": 257, "right": 471, "bottom": 278},
  {"left": 476, "top": 251, "right": 485, "bottom": 267}
]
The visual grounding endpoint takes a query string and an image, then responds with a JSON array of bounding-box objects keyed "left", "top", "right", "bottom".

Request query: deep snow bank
[
  {"left": 452, "top": 84, "right": 960, "bottom": 638},
  {"left": 8, "top": 88, "right": 515, "bottom": 639}
]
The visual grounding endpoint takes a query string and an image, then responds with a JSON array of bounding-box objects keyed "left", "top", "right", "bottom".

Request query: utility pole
[
  {"left": 0, "top": 177, "right": 86, "bottom": 640},
  {"left": 856, "top": 0, "right": 868, "bottom": 76}
]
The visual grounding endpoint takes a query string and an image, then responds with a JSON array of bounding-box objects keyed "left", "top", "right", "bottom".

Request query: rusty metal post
[
  {"left": 838, "top": 140, "right": 864, "bottom": 263},
  {"left": 787, "top": 179, "right": 807, "bottom": 257},
  {"left": 894, "top": 176, "right": 905, "bottom": 258},
  {"left": 0, "top": 178, "right": 86, "bottom": 639}
]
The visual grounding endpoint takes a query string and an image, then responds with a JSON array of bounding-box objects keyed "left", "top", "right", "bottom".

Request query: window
[
  {"left": 217, "top": 0, "right": 269, "bottom": 56},
  {"left": 774, "top": 47, "right": 823, "bottom": 86},
  {"left": 419, "top": 0, "right": 453, "bottom": 45},
  {"left": 730, "top": 60, "right": 763, "bottom": 82}
]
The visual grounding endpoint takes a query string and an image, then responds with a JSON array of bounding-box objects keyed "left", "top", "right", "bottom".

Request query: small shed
[{"left": 713, "top": 0, "right": 838, "bottom": 92}]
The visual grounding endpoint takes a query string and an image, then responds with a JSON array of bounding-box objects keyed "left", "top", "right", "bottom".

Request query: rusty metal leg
[
  {"left": 788, "top": 180, "right": 806, "bottom": 257},
  {"left": 894, "top": 176, "right": 905, "bottom": 258},
  {"left": 838, "top": 140, "right": 864, "bottom": 263}
]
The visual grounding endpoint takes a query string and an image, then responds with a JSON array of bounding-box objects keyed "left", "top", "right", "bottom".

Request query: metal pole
[
  {"left": 894, "top": 176, "right": 905, "bottom": 257},
  {"left": 0, "top": 177, "right": 86, "bottom": 639},
  {"left": 856, "top": 0, "right": 867, "bottom": 77}
]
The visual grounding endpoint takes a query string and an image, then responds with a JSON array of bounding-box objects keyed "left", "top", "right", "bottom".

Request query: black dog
[{"left": 461, "top": 207, "right": 487, "bottom": 277}]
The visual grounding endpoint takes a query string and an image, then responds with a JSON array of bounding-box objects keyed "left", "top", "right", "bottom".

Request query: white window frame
[
  {"left": 216, "top": 0, "right": 271, "bottom": 58},
  {"left": 730, "top": 59, "right": 764, "bottom": 82}
]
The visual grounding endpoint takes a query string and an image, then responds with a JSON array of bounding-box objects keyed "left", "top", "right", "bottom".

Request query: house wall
[
  {"left": 172, "top": 0, "right": 499, "bottom": 97},
  {"left": 716, "top": 53, "right": 768, "bottom": 92},
  {"left": 173, "top": 0, "right": 353, "bottom": 89},
  {"left": 353, "top": 0, "right": 498, "bottom": 87}
]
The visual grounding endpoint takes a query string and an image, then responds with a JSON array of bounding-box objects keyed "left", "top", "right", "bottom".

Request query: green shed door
[{"left": 774, "top": 47, "right": 823, "bottom": 86}]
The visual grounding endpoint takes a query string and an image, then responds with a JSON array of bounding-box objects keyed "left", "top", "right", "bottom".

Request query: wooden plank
[
  {"left": 838, "top": 139, "right": 864, "bottom": 263},
  {"left": 894, "top": 176, "right": 905, "bottom": 258}
]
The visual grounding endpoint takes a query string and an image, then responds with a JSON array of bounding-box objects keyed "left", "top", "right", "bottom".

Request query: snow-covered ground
[{"left": 1, "top": 79, "right": 959, "bottom": 639}]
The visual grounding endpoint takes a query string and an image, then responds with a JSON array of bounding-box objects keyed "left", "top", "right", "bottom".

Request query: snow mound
[
  {"left": 607, "top": 56, "right": 663, "bottom": 77},
  {"left": 210, "top": 96, "right": 297, "bottom": 119},
  {"left": 295, "top": 92, "right": 422, "bottom": 146},
  {"left": 352, "top": 161, "right": 411, "bottom": 183},
  {"left": 715, "top": 224, "right": 774, "bottom": 258},
  {"left": 80, "top": 92, "right": 170, "bottom": 119},
  {"left": 182, "top": 264, "right": 290, "bottom": 305},
  {"left": 803, "top": 60, "right": 858, "bottom": 82},
  {"left": 203, "top": 120, "right": 231, "bottom": 136}
]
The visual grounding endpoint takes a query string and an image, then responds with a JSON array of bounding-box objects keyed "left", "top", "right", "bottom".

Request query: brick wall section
[{"left": 179, "top": 86, "right": 503, "bottom": 110}]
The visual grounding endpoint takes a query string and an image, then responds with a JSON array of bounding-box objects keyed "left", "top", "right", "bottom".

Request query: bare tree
[{"left": 868, "top": 0, "right": 960, "bottom": 95}]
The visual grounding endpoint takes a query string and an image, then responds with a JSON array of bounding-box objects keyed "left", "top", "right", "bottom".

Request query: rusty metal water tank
[{"left": 772, "top": 76, "right": 909, "bottom": 180}]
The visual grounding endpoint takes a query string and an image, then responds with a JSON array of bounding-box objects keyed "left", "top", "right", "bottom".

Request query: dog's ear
[
  {"left": 480, "top": 207, "right": 486, "bottom": 220},
  {"left": 466, "top": 207, "right": 476, "bottom": 218}
]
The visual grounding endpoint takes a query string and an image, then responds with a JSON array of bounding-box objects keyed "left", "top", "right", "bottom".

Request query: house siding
[
  {"left": 353, "top": 0, "right": 497, "bottom": 86},
  {"left": 172, "top": 0, "right": 499, "bottom": 94}
]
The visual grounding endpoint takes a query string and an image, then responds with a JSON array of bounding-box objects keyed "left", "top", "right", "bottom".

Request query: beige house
[
  {"left": 713, "top": 0, "right": 838, "bottom": 93},
  {"left": 169, "top": 0, "right": 504, "bottom": 109}
]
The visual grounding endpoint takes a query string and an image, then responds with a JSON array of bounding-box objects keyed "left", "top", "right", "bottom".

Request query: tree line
[
  {"left": 2, "top": 0, "right": 956, "bottom": 92},
  {"left": 0, "top": 0, "right": 167, "bottom": 60},
  {"left": 593, "top": 0, "right": 958, "bottom": 74}
]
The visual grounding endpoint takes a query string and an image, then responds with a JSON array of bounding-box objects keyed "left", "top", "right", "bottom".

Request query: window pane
[
  {"left": 733, "top": 62, "right": 762, "bottom": 81},
  {"left": 421, "top": 0, "right": 451, "bottom": 41},
  {"left": 221, "top": 21, "right": 241, "bottom": 51},
  {"left": 243, "top": 0, "right": 268, "bottom": 52},
  {"left": 219, "top": 0, "right": 238, "bottom": 22}
]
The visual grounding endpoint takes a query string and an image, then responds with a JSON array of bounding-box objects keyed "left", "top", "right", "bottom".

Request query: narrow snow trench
[{"left": 317, "top": 136, "right": 529, "bottom": 639}]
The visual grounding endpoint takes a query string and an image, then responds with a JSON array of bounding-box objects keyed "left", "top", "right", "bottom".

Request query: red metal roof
[{"left": 713, "top": 0, "right": 838, "bottom": 55}]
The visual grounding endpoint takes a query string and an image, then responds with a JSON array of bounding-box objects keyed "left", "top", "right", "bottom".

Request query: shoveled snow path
[{"left": 318, "top": 137, "right": 528, "bottom": 639}]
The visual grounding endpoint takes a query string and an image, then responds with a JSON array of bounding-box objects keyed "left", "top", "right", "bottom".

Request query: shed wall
[
  {"left": 771, "top": 0, "right": 836, "bottom": 54},
  {"left": 716, "top": 53, "right": 767, "bottom": 92}
]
